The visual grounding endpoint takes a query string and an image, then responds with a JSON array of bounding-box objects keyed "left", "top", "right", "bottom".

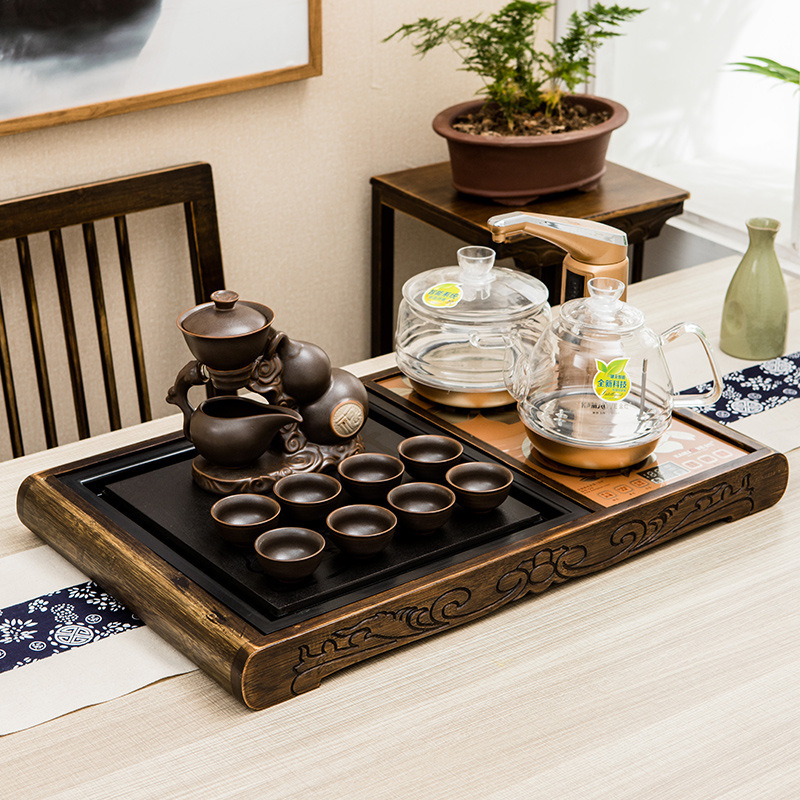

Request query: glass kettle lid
[
  {"left": 401, "top": 246, "right": 548, "bottom": 324},
  {"left": 560, "top": 277, "right": 643, "bottom": 334}
]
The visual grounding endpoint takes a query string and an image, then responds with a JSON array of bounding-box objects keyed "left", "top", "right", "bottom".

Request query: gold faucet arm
[{"left": 487, "top": 212, "right": 628, "bottom": 266}]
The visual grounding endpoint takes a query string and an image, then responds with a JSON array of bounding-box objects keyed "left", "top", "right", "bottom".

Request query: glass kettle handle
[{"left": 660, "top": 322, "right": 724, "bottom": 407}]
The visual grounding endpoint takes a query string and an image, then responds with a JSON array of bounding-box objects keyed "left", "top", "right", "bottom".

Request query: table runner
[
  {"left": 684, "top": 352, "right": 800, "bottom": 453},
  {"left": 0, "top": 580, "right": 144, "bottom": 674},
  {"left": 0, "top": 547, "right": 194, "bottom": 736},
  {"left": 684, "top": 351, "right": 800, "bottom": 424}
]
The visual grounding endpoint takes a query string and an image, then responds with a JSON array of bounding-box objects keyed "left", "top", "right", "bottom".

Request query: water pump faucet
[{"left": 487, "top": 212, "right": 629, "bottom": 302}]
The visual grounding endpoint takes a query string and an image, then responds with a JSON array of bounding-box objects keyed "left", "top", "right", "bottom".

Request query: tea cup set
[{"left": 210, "top": 433, "right": 513, "bottom": 583}]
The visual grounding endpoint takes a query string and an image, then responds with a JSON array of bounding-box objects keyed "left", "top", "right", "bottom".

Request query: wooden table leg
[
  {"left": 630, "top": 242, "right": 645, "bottom": 283},
  {"left": 371, "top": 187, "right": 395, "bottom": 357}
]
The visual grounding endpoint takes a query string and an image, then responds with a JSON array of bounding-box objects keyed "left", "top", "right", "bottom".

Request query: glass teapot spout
[{"left": 467, "top": 327, "right": 537, "bottom": 403}]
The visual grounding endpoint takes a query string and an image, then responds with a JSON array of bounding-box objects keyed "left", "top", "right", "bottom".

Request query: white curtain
[{"left": 557, "top": 0, "right": 800, "bottom": 262}]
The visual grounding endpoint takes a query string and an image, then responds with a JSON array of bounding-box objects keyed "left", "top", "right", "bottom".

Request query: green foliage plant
[
  {"left": 385, "top": 1, "right": 644, "bottom": 132},
  {"left": 730, "top": 56, "right": 799, "bottom": 89}
]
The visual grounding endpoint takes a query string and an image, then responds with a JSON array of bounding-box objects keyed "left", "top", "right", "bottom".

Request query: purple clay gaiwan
[
  {"left": 177, "top": 289, "right": 274, "bottom": 371},
  {"left": 211, "top": 493, "right": 281, "bottom": 547},
  {"left": 387, "top": 482, "right": 455, "bottom": 534},
  {"left": 254, "top": 527, "right": 326, "bottom": 582},
  {"left": 446, "top": 462, "right": 513, "bottom": 512},
  {"left": 397, "top": 434, "right": 463, "bottom": 482},
  {"left": 326, "top": 504, "right": 397, "bottom": 557}
]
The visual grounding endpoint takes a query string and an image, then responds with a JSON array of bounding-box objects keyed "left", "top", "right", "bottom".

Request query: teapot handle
[
  {"left": 165, "top": 360, "right": 208, "bottom": 438},
  {"left": 660, "top": 322, "right": 723, "bottom": 407}
]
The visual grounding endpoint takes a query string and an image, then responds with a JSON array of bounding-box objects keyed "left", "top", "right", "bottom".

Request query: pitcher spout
[{"left": 189, "top": 396, "right": 302, "bottom": 468}]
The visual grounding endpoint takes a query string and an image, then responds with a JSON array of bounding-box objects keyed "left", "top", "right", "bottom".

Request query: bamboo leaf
[{"left": 729, "top": 55, "right": 799, "bottom": 86}]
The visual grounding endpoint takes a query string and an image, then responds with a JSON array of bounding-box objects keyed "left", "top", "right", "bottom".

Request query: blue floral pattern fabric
[
  {"left": 682, "top": 351, "right": 800, "bottom": 424},
  {"left": 0, "top": 581, "right": 143, "bottom": 673}
]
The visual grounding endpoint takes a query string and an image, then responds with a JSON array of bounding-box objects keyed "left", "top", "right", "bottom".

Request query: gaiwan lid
[
  {"left": 559, "top": 277, "right": 643, "bottom": 334},
  {"left": 180, "top": 290, "right": 272, "bottom": 337},
  {"left": 401, "top": 246, "right": 548, "bottom": 324}
]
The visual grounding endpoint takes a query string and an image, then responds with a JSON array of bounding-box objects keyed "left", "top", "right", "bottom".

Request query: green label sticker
[
  {"left": 592, "top": 358, "right": 630, "bottom": 402},
  {"left": 423, "top": 282, "right": 462, "bottom": 308}
]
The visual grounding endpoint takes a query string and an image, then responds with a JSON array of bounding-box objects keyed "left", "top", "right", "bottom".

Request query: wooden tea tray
[{"left": 17, "top": 371, "right": 789, "bottom": 709}]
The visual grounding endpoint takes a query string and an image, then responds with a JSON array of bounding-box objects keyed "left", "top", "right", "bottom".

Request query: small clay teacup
[
  {"left": 387, "top": 482, "right": 455, "bottom": 534},
  {"left": 326, "top": 504, "right": 397, "bottom": 558},
  {"left": 397, "top": 434, "right": 463, "bottom": 482},
  {"left": 337, "top": 452, "right": 405, "bottom": 503},
  {"left": 254, "top": 527, "right": 326, "bottom": 582},
  {"left": 210, "top": 493, "right": 281, "bottom": 547},
  {"left": 273, "top": 473, "right": 342, "bottom": 523},
  {"left": 445, "top": 462, "right": 514, "bottom": 513}
]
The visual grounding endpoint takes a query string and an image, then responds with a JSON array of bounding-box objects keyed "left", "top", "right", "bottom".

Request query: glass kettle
[
  {"left": 395, "top": 245, "right": 550, "bottom": 408},
  {"left": 507, "top": 277, "right": 723, "bottom": 469}
]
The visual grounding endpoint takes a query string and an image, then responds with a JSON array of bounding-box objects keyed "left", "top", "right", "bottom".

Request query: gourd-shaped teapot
[{"left": 507, "top": 278, "right": 723, "bottom": 469}]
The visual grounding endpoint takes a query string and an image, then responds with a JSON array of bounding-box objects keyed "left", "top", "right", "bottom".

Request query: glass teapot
[
  {"left": 395, "top": 245, "right": 550, "bottom": 408},
  {"left": 507, "top": 277, "right": 723, "bottom": 469}
]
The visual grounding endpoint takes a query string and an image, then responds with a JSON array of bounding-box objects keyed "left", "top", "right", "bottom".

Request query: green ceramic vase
[{"left": 720, "top": 217, "right": 788, "bottom": 360}]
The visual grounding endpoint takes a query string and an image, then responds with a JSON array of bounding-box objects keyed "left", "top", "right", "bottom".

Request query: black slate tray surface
[{"left": 102, "top": 414, "right": 547, "bottom": 618}]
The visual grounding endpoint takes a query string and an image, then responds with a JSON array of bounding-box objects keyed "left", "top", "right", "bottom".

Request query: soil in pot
[{"left": 453, "top": 102, "right": 611, "bottom": 138}]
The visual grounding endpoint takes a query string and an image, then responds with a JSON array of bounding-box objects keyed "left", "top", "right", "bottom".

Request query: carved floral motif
[{"left": 292, "top": 475, "right": 754, "bottom": 694}]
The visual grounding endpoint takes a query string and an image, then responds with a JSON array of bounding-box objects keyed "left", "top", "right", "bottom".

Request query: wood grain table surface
[{"left": 2, "top": 257, "right": 799, "bottom": 800}]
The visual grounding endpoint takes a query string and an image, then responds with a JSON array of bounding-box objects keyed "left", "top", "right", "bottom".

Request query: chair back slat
[
  {"left": 0, "top": 163, "right": 224, "bottom": 456},
  {"left": 49, "top": 229, "right": 90, "bottom": 441},
  {"left": 17, "top": 235, "right": 60, "bottom": 447},
  {"left": 184, "top": 194, "right": 224, "bottom": 305},
  {"left": 82, "top": 221, "right": 122, "bottom": 430},
  {"left": 114, "top": 215, "right": 151, "bottom": 423},
  {"left": 0, "top": 295, "right": 23, "bottom": 457}
]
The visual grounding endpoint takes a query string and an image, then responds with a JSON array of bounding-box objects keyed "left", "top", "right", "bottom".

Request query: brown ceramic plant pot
[{"left": 432, "top": 95, "right": 629, "bottom": 205}]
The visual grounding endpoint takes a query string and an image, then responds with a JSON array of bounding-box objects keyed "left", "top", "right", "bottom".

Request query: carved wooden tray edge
[{"left": 15, "top": 375, "right": 790, "bottom": 710}]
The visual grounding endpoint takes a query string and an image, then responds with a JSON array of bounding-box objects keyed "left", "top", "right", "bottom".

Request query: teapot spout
[
  {"left": 252, "top": 404, "right": 304, "bottom": 445},
  {"left": 504, "top": 334, "right": 530, "bottom": 402},
  {"left": 468, "top": 324, "right": 545, "bottom": 403}
]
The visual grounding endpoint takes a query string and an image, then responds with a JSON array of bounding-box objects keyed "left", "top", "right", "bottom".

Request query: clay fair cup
[
  {"left": 254, "top": 527, "right": 326, "bottom": 582},
  {"left": 387, "top": 482, "right": 455, "bottom": 534},
  {"left": 445, "top": 462, "right": 514, "bottom": 513},
  {"left": 210, "top": 493, "right": 281, "bottom": 547},
  {"left": 337, "top": 453, "right": 404, "bottom": 503},
  {"left": 397, "top": 434, "right": 463, "bottom": 482},
  {"left": 326, "top": 504, "right": 397, "bottom": 558},
  {"left": 273, "top": 473, "right": 342, "bottom": 524}
]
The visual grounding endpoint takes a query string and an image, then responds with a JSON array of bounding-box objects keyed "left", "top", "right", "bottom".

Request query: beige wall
[{"left": 0, "top": 0, "right": 552, "bottom": 452}]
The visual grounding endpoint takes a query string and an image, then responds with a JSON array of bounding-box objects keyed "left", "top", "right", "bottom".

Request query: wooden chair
[{"left": 0, "top": 162, "right": 225, "bottom": 457}]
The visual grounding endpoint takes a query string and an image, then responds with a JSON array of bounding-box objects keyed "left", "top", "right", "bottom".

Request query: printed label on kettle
[
  {"left": 592, "top": 358, "right": 630, "bottom": 402},
  {"left": 423, "top": 282, "right": 462, "bottom": 308}
]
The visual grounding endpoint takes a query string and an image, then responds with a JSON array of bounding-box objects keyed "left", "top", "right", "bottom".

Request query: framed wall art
[{"left": 0, "top": 0, "right": 322, "bottom": 136}]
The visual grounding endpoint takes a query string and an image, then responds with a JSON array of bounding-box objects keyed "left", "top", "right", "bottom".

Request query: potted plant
[{"left": 385, "top": 1, "right": 644, "bottom": 204}]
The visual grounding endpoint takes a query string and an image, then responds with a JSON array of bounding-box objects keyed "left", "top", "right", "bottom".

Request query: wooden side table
[{"left": 370, "top": 161, "right": 689, "bottom": 356}]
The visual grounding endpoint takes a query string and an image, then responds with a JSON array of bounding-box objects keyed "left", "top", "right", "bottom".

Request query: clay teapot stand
[
  {"left": 192, "top": 435, "right": 364, "bottom": 495},
  {"left": 167, "top": 354, "right": 367, "bottom": 496},
  {"left": 166, "top": 291, "right": 369, "bottom": 496}
]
